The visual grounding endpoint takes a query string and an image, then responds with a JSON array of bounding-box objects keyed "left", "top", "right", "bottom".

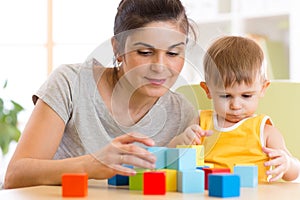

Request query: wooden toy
[
  {"left": 166, "top": 148, "right": 196, "bottom": 170},
  {"left": 177, "top": 169, "right": 204, "bottom": 193},
  {"left": 177, "top": 145, "right": 204, "bottom": 166},
  {"left": 143, "top": 171, "right": 166, "bottom": 195},
  {"left": 158, "top": 169, "right": 177, "bottom": 192},
  {"left": 196, "top": 163, "right": 214, "bottom": 170},
  {"left": 129, "top": 168, "right": 149, "bottom": 190},
  {"left": 108, "top": 165, "right": 133, "bottom": 186},
  {"left": 208, "top": 173, "right": 240, "bottom": 198},
  {"left": 202, "top": 168, "right": 231, "bottom": 190},
  {"left": 108, "top": 174, "right": 129, "bottom": 186},
  {"left": 234, "top": 164, "right": 258, "bottom": 187},
  {"left": 62, "top": 173, "right": 88, "bottom": 197},
  {"left": 147, "top": 147, "right": 167, "bottom": 169}
]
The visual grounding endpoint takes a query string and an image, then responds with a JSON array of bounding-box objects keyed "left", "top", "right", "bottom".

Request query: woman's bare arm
[{"left": 4, "top": 99, "right": 156, "bottom": 188}]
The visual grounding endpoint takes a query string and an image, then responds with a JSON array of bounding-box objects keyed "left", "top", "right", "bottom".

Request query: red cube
[
  {"left": 143, "top": 171, "right": 166, "bottom": 195},
  {"left": 62, "top": 173, "right": 88, "bottom": 197}
]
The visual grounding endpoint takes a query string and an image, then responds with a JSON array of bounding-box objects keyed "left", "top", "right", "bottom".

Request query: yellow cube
[{"left": 158, "top": 169, "right": 177, "bottom": 192}]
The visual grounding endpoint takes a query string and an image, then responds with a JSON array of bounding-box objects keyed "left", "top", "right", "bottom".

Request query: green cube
[{"left": 129, "top": 168, "right": 149, "bottom": 190}]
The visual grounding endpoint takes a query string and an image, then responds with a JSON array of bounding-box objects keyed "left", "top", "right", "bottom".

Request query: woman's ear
[
  {"left": 111, "top": 37, "right": 123, "bottom": 63},
  {"left": 111, "top": 37, "right": 119, "bottom": 56},
  {"left": 260, "top": 80, "right": 271, "bottom": 97},
  {"left": 200, "top": 82, "right": 212, "bottom": 99}
]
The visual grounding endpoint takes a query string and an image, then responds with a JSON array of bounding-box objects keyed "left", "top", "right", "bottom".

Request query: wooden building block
[
  {"left": 208, "top": 174, "right": 240, "bottom": 198},
  {"left": 177, "top": 145, "right": 204, "bottom": 166},
  {"left": 62, "top": 173, "right": 88, "bottom": 197},
  {"left": 234, "top": 164, "right": 258, "bottom": 187},
  {"left": 108, "top": 165, "right": 133, "bottom": 186},
  {"left": 108, "top": 174, "right": 129, "bottom": 186},
  {"left": 196, "top": 162, "right": 214, "bottom": 170},
  {"left": 147, "top": 147, "right": 167, "bottom": 169},
  {"left": 158, "top": 169, "right": 177, "bottom": 192},
  {"left": 166, "top": 148, "right": 196, "bottom": 170},
  {"left": 143, "top": 171, "right": 166, "bottom": 195},
  {"left": 177, "top": 169, "right": 204, "bottom": 193},
  {"left": 129, "top": 168, "right": 149, "bottom": 190},
  {"left": 202, "top": 168, "right": 231, "bottom": 190}
]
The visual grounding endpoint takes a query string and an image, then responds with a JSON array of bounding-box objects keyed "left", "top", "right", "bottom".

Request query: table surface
[{"left": 1, "top": 179, "right": 300, "bottom": 200}]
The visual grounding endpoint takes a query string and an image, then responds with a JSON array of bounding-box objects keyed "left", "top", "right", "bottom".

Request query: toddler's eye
[
  {"left": 242, "top": 94, "right": 252, "bottom": 98},
  {"left": 220, "top": 94, "right": 230, "bottom": 98}
]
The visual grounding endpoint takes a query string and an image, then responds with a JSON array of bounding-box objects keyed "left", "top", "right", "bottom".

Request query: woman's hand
[
  {"left": 90, "top": 132, "right": 156, "bottom": 178},
  {"left": 263, "top": 146, "right": 291, "bottom": 182},
  {"left": 168, "top": 124, "right": 213, "bottom": 147}
]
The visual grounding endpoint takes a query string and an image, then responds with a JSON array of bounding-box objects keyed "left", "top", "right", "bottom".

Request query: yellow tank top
[{"left": 200, "top": 110, "right": 272, "bottom": 182}]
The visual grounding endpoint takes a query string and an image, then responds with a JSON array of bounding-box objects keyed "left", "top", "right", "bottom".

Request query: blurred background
[{"left": 0, "top": 0, "right": 299, "bottom": 182}]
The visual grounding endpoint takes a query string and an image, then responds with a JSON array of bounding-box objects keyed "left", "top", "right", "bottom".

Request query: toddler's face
[{"left": 209, "top": 78, "right": 267, "bottom": 125}]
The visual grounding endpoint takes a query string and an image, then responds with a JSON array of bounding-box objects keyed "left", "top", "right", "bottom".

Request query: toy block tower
[
  {"left": 202, "top": 168, "right": 231, "bottom": 190},
  {"left": 177, "top": 169, "right": 204, "bottom": 193},
  {"left": 166, "top": 148, "right": 196, "bottom": 170},
  {"left": 62, "top": 173, "right": 88, "bottom": 197},
  {"left": 208, "top": 174, "right": 240, "bottom": 198},
  {"left": 143, "top": 171, "right": 166, "bottom": 195},
  {"left": 234, "top": 164, "right": 258, "bottom": 187}
]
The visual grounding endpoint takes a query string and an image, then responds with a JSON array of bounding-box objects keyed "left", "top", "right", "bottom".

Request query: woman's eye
[
  {"left": 137, "top": 50, "right": 152, "bottom": 56},
  {"left": 167, "top": 51, "right": 179, "bottom": 56}
]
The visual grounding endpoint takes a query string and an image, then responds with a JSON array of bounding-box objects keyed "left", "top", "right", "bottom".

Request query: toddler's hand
[
  {"left": 176, "top": 124, "right": 213, "bottom": 145},
  {"left": 263, "top": 146, "right": 291, "bottom": 182}
]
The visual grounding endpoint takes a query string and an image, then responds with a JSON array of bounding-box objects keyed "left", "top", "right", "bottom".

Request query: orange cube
[{"left": 62, "top": 173, "right": 88, "bottom": 197}]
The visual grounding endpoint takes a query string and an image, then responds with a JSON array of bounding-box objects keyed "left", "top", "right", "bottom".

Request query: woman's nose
[{"left": 150, "top": 53, "right": 165, "bottom": 72}]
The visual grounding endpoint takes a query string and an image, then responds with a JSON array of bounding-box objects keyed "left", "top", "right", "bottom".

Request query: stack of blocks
[
  {"left": 126, "top": 146, "right": 205, "bottom": 195},
  {"left": 105, "top": 145, "right": 258, "bottom": 197}
]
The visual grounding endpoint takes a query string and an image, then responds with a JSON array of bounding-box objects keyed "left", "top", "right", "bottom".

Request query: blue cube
[
  {"left": 108, "top": 174, "right": 129, "bottom": 186},
  {"left": 108, "top": 165, "right": 133, "bottom": 186},
  {"left": 208, "top": 174, "right": 240, "bottom": 198},
  {"left": 166, "top": 148, "right": 196, "bottom": 170},
  {"left": 147, "top": 147, "right": 167, "bottom": 169},
  {"left": 177, "top": 169, "right": 204, "bottom": 193},
  {"left": 234, "top": 165, "right": 258, "bottom": 187}
]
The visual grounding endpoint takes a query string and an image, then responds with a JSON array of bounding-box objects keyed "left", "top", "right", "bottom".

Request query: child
[{"left": 169, "top": 36, "right": 300, "bottom": 182}]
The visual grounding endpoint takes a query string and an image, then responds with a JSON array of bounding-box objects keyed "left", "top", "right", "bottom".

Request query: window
[{"left": 0, "top": 0, "right": 120, "bottom": 128}]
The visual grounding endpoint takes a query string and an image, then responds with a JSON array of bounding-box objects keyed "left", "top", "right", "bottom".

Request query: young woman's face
[
  {"left": 120, "top": 21, "right": 187, "bottom": 98},
  {"left": 209, "top": 78, "right": 267, "bottom": 124}
]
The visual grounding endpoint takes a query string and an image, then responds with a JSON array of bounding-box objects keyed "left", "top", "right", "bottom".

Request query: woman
[{"left": 4, "top": 0, "right": 197, "bottom": 188}]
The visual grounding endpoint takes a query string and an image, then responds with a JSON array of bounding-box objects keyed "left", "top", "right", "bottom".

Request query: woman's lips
[{"left": 145, "top": 77, "right": 166, "bottom": 86}]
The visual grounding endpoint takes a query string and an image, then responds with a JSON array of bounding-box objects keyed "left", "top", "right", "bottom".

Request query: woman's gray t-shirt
[{"left": 33, "top": 61, "right": 197, "bottom": 159}]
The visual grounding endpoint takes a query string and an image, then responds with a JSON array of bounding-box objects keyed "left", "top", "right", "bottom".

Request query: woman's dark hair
[{"left": 111, "top": 0, "right": 196, "bottom": 82}]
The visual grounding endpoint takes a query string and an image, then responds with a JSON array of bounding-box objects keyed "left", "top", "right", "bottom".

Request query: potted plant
[{"left": 0, "top": 80, "right": 24, "bottom": 155}]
